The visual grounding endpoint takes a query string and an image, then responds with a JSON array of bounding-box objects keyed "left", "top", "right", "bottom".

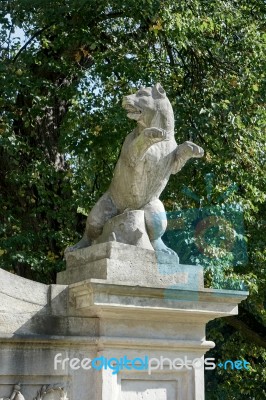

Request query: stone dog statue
[{"left": 66, "top": 83, "right": 204, "bottom": 254}]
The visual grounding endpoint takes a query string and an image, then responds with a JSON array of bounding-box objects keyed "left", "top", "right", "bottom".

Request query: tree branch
[
  {"left": 99, "top": 12, "right": 124, "bottom": 21},
  {"left": 162, "top": 35, "right": 175, "bottom": 67},
  {"left": 225, "top": 316, "right": 266, "bottom": 349},
  {"left": 13, "top": 24, "right": 53, "bottom": 63},
  {"left": 189, "top": 117, "right": 219, "bottom": 156}
]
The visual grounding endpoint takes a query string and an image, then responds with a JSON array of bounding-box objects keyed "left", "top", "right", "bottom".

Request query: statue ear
[{"left": 152, "top": 83, "right": 166, "bottom": 99}]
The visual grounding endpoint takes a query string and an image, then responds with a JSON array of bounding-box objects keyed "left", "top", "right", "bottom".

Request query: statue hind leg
[
  {"left": 143, "top": 199, "right": 178, "bottom": 256},
  {"left": 65, "top": 192, "right": 118, "bottom": 252}
]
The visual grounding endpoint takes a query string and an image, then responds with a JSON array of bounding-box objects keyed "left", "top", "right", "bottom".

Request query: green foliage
[
  {"left": 0, "top": 0, "right": 265, "bottom": 396},
  {"left": 205, "top": 319, "right": 266, "bottom": 399}
]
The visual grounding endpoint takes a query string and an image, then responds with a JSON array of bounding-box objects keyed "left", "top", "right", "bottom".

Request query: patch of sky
[{"left": 1, "top": 13, "right": 26, "bottom": 43}]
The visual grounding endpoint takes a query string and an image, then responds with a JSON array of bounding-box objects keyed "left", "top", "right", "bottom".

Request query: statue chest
[{"left": 143, "top": 141, "right": 176, "bottom": 168}]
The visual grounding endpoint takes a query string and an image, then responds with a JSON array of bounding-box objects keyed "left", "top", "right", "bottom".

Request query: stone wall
[{"left": 0, "top": 244, "right": 248, "bottom": 400}]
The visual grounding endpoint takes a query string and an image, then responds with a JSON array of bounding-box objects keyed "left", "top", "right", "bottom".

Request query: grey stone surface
[
  {"left": 0, "top": 383, "right": 67, "bottom": 400},
  {"left": 0, "top": 267, "right": 248, "bottom": 400},
  {"left": 66, "top": 83, "right": 204, "bottom": 255},
  {"left": 94, "top": 210, "right": 153, "bottom": 250},
  {"left": 58, "top": 242, "right": 203, "bottom": 288}
]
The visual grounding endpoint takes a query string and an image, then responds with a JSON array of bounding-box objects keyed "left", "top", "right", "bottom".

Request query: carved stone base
[
  {"left": 94, "top": 210, "right": 154, "bottom": 250},
  {"left": 0, "top": 263, "right": 248, "bottom": 400},
  {"left": 57, "top": 242, "right": 202, "bottom": 289}
]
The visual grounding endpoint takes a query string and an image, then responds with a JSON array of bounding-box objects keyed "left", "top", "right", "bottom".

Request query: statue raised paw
[{"left": 66, "top": 83, "right": 204, "bottom": 255}]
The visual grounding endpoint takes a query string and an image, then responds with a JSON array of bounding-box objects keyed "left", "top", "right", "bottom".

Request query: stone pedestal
[
  {"left": 0, "top": 243, "right": 248, "bottom": 400},
  {"left": 67, "top": 278, "right": 247, "bottom": 400},
  {"left": 58, "top": 242, "right": 200, "bottom": 289}
]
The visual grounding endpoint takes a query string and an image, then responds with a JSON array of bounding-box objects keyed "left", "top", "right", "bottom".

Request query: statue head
[{"left": 122, "top": 83, "right": 175, "bottom": 133}]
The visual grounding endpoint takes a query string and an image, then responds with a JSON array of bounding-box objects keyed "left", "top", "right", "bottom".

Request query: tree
[{"left": 0, "top": 1, "right": 265, "bottom": 398}]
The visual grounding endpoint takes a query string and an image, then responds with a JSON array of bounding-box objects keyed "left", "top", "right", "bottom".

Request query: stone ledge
[
  {"left": 64, "top": 242, "right": 178, "bottom": 268},
  {"left": 69, "top": 279, "right": 249, "bottom": 323},
  {"left": 0, "top": 334, "right": 215, "bottom": 351},
  {"left": 58, "top": 242, "right": 203, "bottom": 289}
]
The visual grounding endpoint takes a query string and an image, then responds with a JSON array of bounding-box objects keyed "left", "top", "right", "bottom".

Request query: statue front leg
[
  {"left": 129, "top": 127, "right": 170, "bottom": 164},
  {"left": 172, "top": 141, "right": 204, "bottom": 174}
]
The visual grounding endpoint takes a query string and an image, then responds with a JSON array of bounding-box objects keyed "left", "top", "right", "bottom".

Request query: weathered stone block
[{"left": 58, "top": 242, "right": 203, "bottom": 289}]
